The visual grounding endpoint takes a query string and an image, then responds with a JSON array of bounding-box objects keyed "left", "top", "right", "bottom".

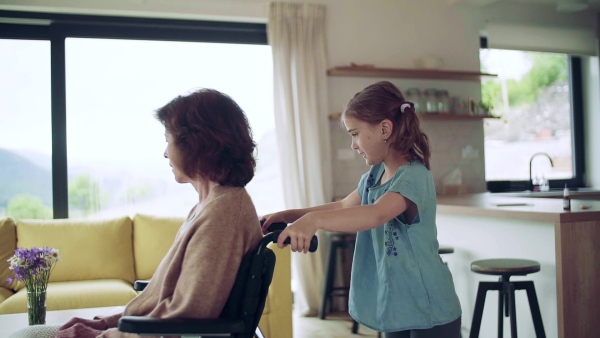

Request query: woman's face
[
  {"left": 164, "top": 130, "right": 191, "bottom": 184},
  {"left": 343, "top": 116, "right": 387, "bottom": 166}
]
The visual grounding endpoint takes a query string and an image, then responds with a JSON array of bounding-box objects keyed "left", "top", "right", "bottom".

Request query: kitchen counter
[
  {"left": 437, "top": 192, "right": 600, "bottom": 223},
  {"left": 435, "top": 192, "right": 600, "bottom": 338}
]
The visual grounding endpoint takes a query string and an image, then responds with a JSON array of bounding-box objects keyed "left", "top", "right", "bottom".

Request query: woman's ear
[{"left": 381, "top": 119, "right": 393, "bottom": 140}]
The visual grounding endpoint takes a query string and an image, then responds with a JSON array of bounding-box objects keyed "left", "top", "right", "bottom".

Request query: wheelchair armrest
[
  {"left": 118, "top": 316, "right": 244, "bottom": 335},
  {"left": 133, "top": 280, "right": 150, "bottom": 291}
]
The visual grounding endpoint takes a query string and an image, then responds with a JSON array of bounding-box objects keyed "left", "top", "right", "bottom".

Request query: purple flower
[{"left": 6, "top": 246, "right": 60, "bottom": 292}]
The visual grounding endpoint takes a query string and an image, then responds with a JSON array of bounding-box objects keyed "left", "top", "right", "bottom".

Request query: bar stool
[
  {"left": 439, "top": 246, "right": 455, "bottom": 255},
  {"left": 439, "top": 246, "right": 454, "bottom": 266},
  {"left": 319, "top": 231, "right": 356, "bottom": 320},
  {"left": 469, "top": 258, "right": 546, "bottom": 338}
]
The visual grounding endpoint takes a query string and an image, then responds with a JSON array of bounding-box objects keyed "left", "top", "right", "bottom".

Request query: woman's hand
[
  {"left": 53, "top": 317, "right": 107, "bottom": 337},
  {"left": 57, "top": 317, "right": 108, "bottom": 331},
  {"left": 277, "top": 214, "right": 318, "bottom": 253}
]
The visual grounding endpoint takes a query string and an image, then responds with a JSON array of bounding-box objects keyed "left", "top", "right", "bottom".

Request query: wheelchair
[{"left": 118, "top": 223, "right": 317, "bottom": 338}]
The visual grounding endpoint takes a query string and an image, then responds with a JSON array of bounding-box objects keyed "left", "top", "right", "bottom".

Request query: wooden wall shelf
[
  {"left": 328, "top": 112, "right": 498, "bottom": 121},
  {"left": 327, "top": 66, "right": 497, "bottom": 82}
]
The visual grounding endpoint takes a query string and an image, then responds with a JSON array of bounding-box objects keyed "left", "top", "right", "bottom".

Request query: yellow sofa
[{"left": 0, "top": 215, "right": 292, "bottom": 338}]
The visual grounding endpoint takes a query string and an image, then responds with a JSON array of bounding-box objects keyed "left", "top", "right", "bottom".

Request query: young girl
[{"left": 260, "top": 81, "right": 462, "bottom": 337}]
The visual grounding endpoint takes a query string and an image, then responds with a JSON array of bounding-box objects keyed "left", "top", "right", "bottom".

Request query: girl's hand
[
  {"left": 277, "top": 215, "right": 318, "bottom": 253},
  {"left": 259, "top": 212, "right": 288, "bottom": 234}
]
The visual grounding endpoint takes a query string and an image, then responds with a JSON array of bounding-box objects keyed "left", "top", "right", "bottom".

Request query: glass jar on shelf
[
  {"left": 436, "top": 90, "right": 450, "bottom": 113},
  {"left": 450, "top": 96, "right": 463, "bottom": 114},
  {"left": 423, "top": 88, "right": 438, "bottom": 113},
  {"left": 405, "top": 88, "right": 422, "bottom": 113}
]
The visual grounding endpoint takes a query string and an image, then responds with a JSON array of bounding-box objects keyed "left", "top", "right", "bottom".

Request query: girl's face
[
  {"left": 343, "top": 116, "right": 388, "bottom": 166},
  {"left": 164, "top": 130, "right": 191, "bottom": 184}
]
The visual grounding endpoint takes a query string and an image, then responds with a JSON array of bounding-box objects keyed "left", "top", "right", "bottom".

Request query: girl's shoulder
[
  {"left": 390, "top": 159, "right": 431, "bottom": 187},
  {"left": 394, "top": 159, "right": 428, "bottom": 176}
]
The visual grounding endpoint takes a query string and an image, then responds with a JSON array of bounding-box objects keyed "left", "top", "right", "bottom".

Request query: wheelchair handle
[
  {"left": 261, "top": 221, "right": 318, "bottom": 252},
  {"left": 265, "top": 221, "right": 287, "bottom": 232}
]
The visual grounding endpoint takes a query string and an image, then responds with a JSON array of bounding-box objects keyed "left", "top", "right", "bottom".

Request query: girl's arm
[
  {"left": 260, "top": 189, "right": 361, "bottom": 232},
  {"left": 277, "top": 191, "right": 412, "bottom": 252}
]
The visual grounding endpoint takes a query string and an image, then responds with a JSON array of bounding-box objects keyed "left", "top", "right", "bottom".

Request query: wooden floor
[{"left": 293, "top": 309, "right": 380, "bottom": 338}]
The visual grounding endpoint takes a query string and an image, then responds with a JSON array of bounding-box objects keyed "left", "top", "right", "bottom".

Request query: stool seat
[{"left": 471, "top": 258, "right": 540, "bottom": 276}]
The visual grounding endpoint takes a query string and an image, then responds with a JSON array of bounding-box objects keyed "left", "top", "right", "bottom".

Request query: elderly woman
[{"left": 11, "top": 88, "right": 263, "bottom": 338}]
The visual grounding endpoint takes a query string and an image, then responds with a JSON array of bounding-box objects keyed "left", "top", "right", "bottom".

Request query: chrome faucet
[{"left": 529, "top": 152, "right": 554, "bottom": 191}]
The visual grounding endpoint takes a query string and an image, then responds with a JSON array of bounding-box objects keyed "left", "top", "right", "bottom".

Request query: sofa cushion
[
  {"left": 0, "top": 279, "right": 137, "bottom": 314},
  {"left": 132, "top": 214, "right": 183, "bottom": 280},
  {"left": 0, "top": 218, "right": 17, "bottom": 290},
  {"left": 15, "top": 217, "right": 135, "bottom": 290}
]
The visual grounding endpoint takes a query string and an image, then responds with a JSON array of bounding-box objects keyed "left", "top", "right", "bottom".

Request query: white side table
[{"left": 0, "top": 306, "right": 124, "bottom": 337}]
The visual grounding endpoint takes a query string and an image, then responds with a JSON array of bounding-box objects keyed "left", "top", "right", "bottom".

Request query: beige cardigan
[{"left": 54, "top": 185, "right": 263, "bottom": 338}]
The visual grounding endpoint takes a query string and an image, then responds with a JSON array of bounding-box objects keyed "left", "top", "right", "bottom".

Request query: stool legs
[
  {"left": 351, "top": 320, "right": 359, "bottom": 333},
  {"left": 319, "top": 240, "right": 338, "bottom": 319},
  {"left": 470, "top": 281, "right": 499, "bottom": 338},
  {"left": 519, "top": 281, "right": 546, "bottom": 338},
  {"left": 497, "top": 285, "right": 503, "bottom": 338},
  {"left": 508, "top": 282, "right": 517, "bottom": 338},
  {"left": 320, "top": 235, "right": 354, "bottom": 320},
  {"left": 469, "top": 278, "right": 546, "bottom": 338}
]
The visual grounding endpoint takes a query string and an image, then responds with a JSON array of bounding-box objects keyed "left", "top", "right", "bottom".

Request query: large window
[
  {"left": 480, "top": 47, "right": 584, "bottom": 192},
  {"left": 0, "top": 12, "right": 284, "bottom": 219},
  {"left": 0, "top": 39, "right": 52, "bottom": 219}
]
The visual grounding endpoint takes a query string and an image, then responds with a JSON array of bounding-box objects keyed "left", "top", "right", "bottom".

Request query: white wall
[
  {"left": 584, "top": 14, "right": 600, "bottom": 187},
  {"left": 584, "top": 56, "right": 600, "bottom": 187},
  {"left": 0, "top": 0, "right": 268, "bottom": 22}
]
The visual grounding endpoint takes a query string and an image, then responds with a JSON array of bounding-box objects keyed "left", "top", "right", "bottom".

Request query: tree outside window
[{"left": 481, "top": 49, "right": 572, "bottom": 183}]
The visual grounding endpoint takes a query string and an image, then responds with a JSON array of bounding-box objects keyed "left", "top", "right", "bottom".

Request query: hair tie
[{"left": 400, "top": 102, "right": 414, "bottom": 114}]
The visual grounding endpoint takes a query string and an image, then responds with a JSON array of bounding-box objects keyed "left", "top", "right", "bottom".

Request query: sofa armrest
[
  {"left": 133, "top": 280, "right": 150, "bottom": 292},
  {"left": 0, "top": 286, "right": 14, "bottom": 305}
]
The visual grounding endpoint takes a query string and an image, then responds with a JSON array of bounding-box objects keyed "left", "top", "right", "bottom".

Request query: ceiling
[{"left": 450, "top": 0, "right": 600, "bottom": 11}]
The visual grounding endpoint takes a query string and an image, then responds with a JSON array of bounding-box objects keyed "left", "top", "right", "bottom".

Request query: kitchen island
[{"left": 436, "top": 192, "right": 600, "bottom": 338}]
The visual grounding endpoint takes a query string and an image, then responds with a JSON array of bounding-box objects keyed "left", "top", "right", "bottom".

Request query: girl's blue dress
[{"left": 349, "top": 160, "right": 462, "bottom": 332}]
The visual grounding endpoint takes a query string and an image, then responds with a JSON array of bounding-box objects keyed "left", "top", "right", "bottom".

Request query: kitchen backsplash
[{"left": 329, "top": 118, "right": 487, "bottom": 198}]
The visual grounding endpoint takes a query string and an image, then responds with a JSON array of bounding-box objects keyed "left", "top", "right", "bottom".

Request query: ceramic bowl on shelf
[{"left": 414, "top": 55, "right": 444, "bottom": 69}]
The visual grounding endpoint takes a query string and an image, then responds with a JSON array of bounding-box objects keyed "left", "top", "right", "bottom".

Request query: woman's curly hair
[{"left": 155, "top": 88, "right": 256, "bottom": 187}]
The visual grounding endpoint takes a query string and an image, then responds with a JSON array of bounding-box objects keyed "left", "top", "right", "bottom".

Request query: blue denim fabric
[{"left": 348, "top": 161, "right": 461, "bottom": 332}]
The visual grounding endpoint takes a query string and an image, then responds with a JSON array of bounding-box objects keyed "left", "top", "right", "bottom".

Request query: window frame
[
  {"left": 480, "top": 38, "right": 586, "bottom": 193},
  {"left": 0, "top": 10, "right": 267, "bottom": 218}
]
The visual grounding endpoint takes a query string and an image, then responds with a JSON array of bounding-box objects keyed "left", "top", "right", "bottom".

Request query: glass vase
[{"left": 26, "top": 289, "right": 47, "bottom": 325}]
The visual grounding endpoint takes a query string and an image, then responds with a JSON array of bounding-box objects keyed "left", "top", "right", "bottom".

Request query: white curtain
[{"left": 268, "top": 2, "right": 332, "bottom": 316}]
